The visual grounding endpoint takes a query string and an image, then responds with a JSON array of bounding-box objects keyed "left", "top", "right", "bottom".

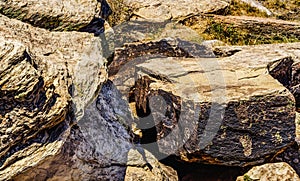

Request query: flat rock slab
[
  {"left": 133, "top": 57, "right": 295, "bottom": 166},
  {"left": 0, "top": 0, "right": 101, "bottom": 31},
  {"left": 214, "top": 42, "right": 300, "bottom": 106},
  {"left": 123, "top": 0, "right": 231, "bottom": 21}
]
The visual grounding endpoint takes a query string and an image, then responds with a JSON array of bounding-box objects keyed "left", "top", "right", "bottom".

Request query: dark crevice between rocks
[
  {"left": 98, "top": 0, "right": 112, "bottom": 20},
  {"left": 79, "top": 18, "right": 105, "bottom": 36},
  {"left": 267, "top": 56, "right": 300, "bottom": 109},
  {"left": 130, "top": 76, "right": 249, "bottom": 180},
  {"left": 160, "top": 155, "right": 250, "bottom": 181},
  {"left": 213, "top": 48, "right": 242, "bottom": 57},
  {"left": 268, "top": 57, "right": 293, "bottom": 87},
  {"left": 108, "top": 38, "right": 216, "bottom": 77}
]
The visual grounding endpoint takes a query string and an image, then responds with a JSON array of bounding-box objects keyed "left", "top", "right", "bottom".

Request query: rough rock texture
[
  {"left": 133, "top": 56, "right": 295, "bottom": 166},
  {"left": 270, "top": 112, "right": 300, "bottom": 176},
  {"left": 236, "top": 162, "right": 300, "bottom": 181},
  {"left": 109, "top": 38, "right": 215, "bottom": 96},
  {"left": 12, "top": 81, "right": 178, "bottom": 180},
  {"left": 111, "top": 0, "right": 231, "bottom": 21},
  {"left": 112, "top": 20, "right": 204, "bottom": 48},
  {"left": 108, "top": 38, "right": 300, "bottom": 167},
  {"left": 0, "top": 0, "right": 103, "bottom": 31},
  {"left": 213, "top": 42, "right": 300, "bottom": 104},
  {"left": 125, "top": 149, "right": 178, "bottom": 181},
  {"left": 0, "top": 14, "right": 107, "bottom": 179},
  {"left": 111, "top": 43, "right": 299, "bottom": 165}
]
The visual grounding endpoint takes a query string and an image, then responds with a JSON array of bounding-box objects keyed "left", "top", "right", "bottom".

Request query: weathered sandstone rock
[
  {"left": 125, "top": 149, "right": 178, "bottom": 181},
  {"left": 236, "top": 162, "right": 300, "bottom": 181},
  {"left": 0, "top": 0, "right": 104, "bottom": 31},
  {"left": 0, "top": 14, "right": 107, "bottom": 179},
  {"left": 133, "top": 56, "right": 295, "bottom": 166},
  {"left": 109, "top": 38, "right": 215, "bottom": 96},
  {"left": 11, "top": 81, "right": 178, "bottom": 180},
  {"left": 108, "top": 0, "right": 231, "bottom": 22},
  {"left": 112, "top": 20, "right": 204, "bottom": 48}
]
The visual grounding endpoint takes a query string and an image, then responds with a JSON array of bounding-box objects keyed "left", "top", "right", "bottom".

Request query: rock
[
  {"left": 133, "top": 56, "right": 295, "bottom": 166},
  {"left": 110, "top": 0, "right": 231, "bottom": 21},
  {"left": 213, "top": 42, "right": 300, "bottom": 105},
  {"left": 0, "top": 0, "right": 104, "bottom": 31},
  {"left": 238, "top": 0, "right": 273, "bottom": 16},
  {"left": 236, "top": 162, "right": 300, "bottom": 181},
  {"left": 108, "top": 39, "right": 300, "bottom": 167},
  {"left": 0, "top": 15, "right": 107, "bottom": 179},
  {"left": 109, "top": 38, "right": 215, "bottom": 95},
  {"left": 112, "top": 20, "right": 205, "bottom": 48},
  {"left": 11, "top": 81, "right": 178, "bottom": 180},
  {"left": 125, "top": 149, "right": 178, "bottom": 181},
  {"left": 270, "top": 112, "right": 300, "bottom": 176}
]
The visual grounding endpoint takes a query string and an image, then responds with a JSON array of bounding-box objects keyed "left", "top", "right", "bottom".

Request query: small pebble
[{"left": 293, "top": 159, "right": 299, "bottom": 164}]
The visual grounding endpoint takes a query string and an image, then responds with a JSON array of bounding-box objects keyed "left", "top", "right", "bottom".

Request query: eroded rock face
[
  {"left": 133, "top": 57, "right": 295, "bottom": 166},
  {"left": 122, "top": 0, "right": 231, "bottom": 21},
  {"left": 0, "top": 0, "right": 103, "bottom": 31},
  {"left": 109, "top": 38, "right": 215, "bottom": 96},
  {"left": 0, "top": 15, "right": 107, "bottom": 180},
  {"left": 125, "top": 149, "right": 178, "bottom": 181},
  {"left": 236, "top": 162, "right": 300, "bottom": 181},
  {"left": 11, "top": 81, "right": 178, "bottom": 180}
]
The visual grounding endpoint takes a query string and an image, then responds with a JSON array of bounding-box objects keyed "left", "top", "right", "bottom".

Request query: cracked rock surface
[{"left": 0, "top": 0, "right": 102, "bottom": 31}]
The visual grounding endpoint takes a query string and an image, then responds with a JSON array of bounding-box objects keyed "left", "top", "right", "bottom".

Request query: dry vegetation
[{"left": 181, "top": 0, "right": 300, "bottom": 45}]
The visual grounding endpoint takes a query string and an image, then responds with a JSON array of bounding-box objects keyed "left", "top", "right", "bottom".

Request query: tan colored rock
[
  {"left": 109, "top": 42, "right": 300, "bottom": 166},
  {"left": 133, "top": 56, "right": 295, "bottom": 165},
  {"left": 0, "top": 14, "right": 107, "bottom": 180},
  {"left": 125, "top": 149, "right": 178, "bottom": 181},
  {"left": 236, "top": 162, "right": 300, "bottom": 181},
  {"left": 12, "top": 81, "right": 178, "bottom": 181},
  {"left": 112, "top": 21, "right": 204, "bottom": 48},
  {"left": 0, "top": 0, "right": 102, "bottom": 31},
  {"left": 108, "top": 0, "right": 231, "bottom": 22}
]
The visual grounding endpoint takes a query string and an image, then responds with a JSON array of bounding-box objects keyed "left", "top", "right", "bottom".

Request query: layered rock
[
  {"left": 109, "top": 38, "right": 215, "bottom": 97},
  {"left": 0, "top": 0, "right": 105, "bottom": 31},
  {"left": 133, "top": 56, "right": 295, "bottom": 166},
  {"left": 11, "top": 81, "right": 178, "bottom": 180},
  {"left": 236, "top": 162, "right": 300, "bottom": 181},
  {"left": 107, "top": 0, "right": 231, "bottom": 22},
  {"left": 0, "top": 14, "right": 107, "bottom": 179}
]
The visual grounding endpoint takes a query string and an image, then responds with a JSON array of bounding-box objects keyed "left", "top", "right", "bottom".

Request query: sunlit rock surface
[
  {"left": 0, "top": 0, "right": 103, "bottom": 31},
  {"left": 236, "top": 162, "right": 300, "bottom": 181},
  {"left": 0, "top": 14, "right": 106, "bottom": 180}
]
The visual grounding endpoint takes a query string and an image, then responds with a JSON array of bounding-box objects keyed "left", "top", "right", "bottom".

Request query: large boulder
[
  {"left": 0, "top": 0, "right": 109, "bottom": 31},
  {"left": 109, "top": 41, "right": 300, "bottom": 166},
  {"left": 133, "top": 56, "right": 295, "bottom": 166},
  {"left": 10, "top": 81, "right": 178, "bottom": 180},
  {"left": 0, "top": 14, "right": 106, "bottom": 179}
]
